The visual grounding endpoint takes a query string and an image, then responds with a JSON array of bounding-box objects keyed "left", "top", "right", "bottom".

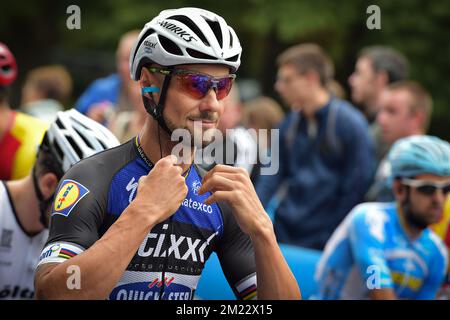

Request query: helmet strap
[
  {"left": 31, "top": 166, "right": 53, "bottom": 228},
  {"left": 141, "top": 67, "right": 174, "bottom": 136}
]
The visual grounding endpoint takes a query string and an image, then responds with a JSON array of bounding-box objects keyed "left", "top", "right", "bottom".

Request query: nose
[
  {"left": 198, "top": 88, "right": 221, "bottom": 113},
  {"left": 274, "top": 79, "right": 285, "bottom": 94},
  {"left": 376, "top": 110, "right": 385, "bottom": 126},
  {"left": 432, "top": 188, "right": 447, "bottom": 204},
  {"left": 348, "top": 73, "right": 355, "bottom": 87}
]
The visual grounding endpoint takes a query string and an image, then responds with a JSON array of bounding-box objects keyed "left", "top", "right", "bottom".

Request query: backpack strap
[{"left": 325, "top": 96, "right": 343, "bottom": 158}]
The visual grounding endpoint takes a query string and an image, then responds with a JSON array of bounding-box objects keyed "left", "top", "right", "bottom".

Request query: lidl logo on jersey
[{"left": 52, "top": 179, "right": 89, "bottom": 217}]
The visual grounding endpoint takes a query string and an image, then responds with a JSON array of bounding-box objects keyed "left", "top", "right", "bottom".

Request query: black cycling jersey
[{"left": 37, "top": 137, "right": 257, "bottom": 300}]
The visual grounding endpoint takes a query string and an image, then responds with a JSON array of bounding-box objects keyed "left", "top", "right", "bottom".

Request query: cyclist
[
  {"left": 34, "top": 7, "right": 300, "bottom": 300},
  {"left": 0, "top": 42, "right": 48, "bottom": 180},
  {"left": 432, "top": 197, "right": 450, "bottom": 299},
  {"left": 315, "top": 135, "right": 449, "bottom": 299},
  {"left": 0, "top": 109, "right": 119, "bottom": 299}
]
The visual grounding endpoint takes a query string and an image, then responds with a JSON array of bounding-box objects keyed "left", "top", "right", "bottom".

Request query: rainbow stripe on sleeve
[
  {"left": 58, "top": 248, "right": 78, "bottom": 260},
  {"left": 236, "top": 273, "right": 257, "bottom": 300}
]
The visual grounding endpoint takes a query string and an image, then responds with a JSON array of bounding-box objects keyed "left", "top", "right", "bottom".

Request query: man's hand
[
  {"left": 199, "top": 165, "right": 272, "bottom": 237},
  {"left": 199, "top": 164, "right": 301, "bottom": 299},
  {"left": 131, "top": 155, "right": 188, "bottom": 225}
]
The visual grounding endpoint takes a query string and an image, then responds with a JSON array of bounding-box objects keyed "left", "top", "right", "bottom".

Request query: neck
[
  {"left": 409, "top": 128, "right": 424, "bottom": 137},
  {"left": 302, "top": 88, "right": 330, "bottom": 119},
  {"left": 397, "top": 202, "right": 423, "bottom": 240},
  {"left": 365, "top": 90, "right": 383, "bottom": 117},
  {"left": 0, "top": 107, "right": 12, "bottom": 139},
  {"left": 6, "top": 176, "right": 45, "bottom": 235},
  {"left": 139, "top": 118, "right": 194, "bottom": 173}
]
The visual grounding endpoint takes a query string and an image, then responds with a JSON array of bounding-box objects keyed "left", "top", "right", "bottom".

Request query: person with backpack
[{"left": 256, "top": 43, "right": 376, "bottom": 250}]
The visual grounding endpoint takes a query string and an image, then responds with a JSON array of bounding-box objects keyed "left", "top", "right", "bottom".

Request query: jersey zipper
[{"left": 158, "top": 216, "right": 174, "bottom": 300}]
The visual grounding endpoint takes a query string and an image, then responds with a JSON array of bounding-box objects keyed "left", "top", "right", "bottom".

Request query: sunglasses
[
  {"left": 148, "top": 67, "right": 236, "bottom": 100},
  {"left": 401, "top": 178, "right": 450, "bottom": 196}
]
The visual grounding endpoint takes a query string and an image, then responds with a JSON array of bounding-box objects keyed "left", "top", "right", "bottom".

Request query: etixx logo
[{"left": 192, "top": 180, "right": 201, "bottom": 196}]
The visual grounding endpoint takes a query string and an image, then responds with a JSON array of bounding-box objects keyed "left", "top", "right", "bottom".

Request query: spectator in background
[
  {"left": 0, "top": 109, "right": 119, "bottom": 299},
  {"left": 108, "top": 80, "right": 147, "bottom": 143},
  {"left": 242, "top": 96, "right": 284, "bottom": 185},
  {"left": 327, "top": 79, "right": 347, "bottom": 100},
  {"left": 432, "top": 196, "right": 450, "bottom": 299},
  {"left": 200, "top": 85, "right": 257, "bottom": 175},
  {"left": 348, "top": 46, "right": 409, "bottom": 162},
  {"left": 315, "top": 136, "right": 449, "bottom": 300},
  {"left": 366, "top": 81, "right": 432, "bottom": 202},
  {"left": 256, "top": 43, "right": 375, "bottom": 250},
  {"left": 0, "top": 42, "right": 47, "bottom": 180},
  {"left": 75, "top": 30, "right": 140, "bottom": 124},
  {"left": 20, "top": 65, "right": 72, "bottom": 123}
]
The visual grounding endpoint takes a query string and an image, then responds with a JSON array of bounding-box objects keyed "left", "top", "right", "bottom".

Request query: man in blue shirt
[
  {"left": 75, "top": 30, "right": 139, "bottom": 124},
  {"left": 315, "top": 135, "right": 449, "bottom": 299},
  {"left": 256, "top": 44, "right": 376, "bottom": 250}
]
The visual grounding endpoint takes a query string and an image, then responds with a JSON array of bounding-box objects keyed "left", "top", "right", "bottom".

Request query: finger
[
  {"left": 202, "top": 164, "right": 236, "bottom": 181},
  {"left": 204, "top": 190, "right": 231, "bottom": 205},
  {"left": 202, "top": 165, "right": 246, "bottom": 182},
  {"left": 203, "top": 170, "right": 249, "bottom": 189},
  {"left": 199, "top": 174, "right": 235, "bottom": 195},
  {"left": 202, "top": 171, "right": 240, "bottom": 184},
  {"left": 165, "top": 154, "right": 178, "bottom": 165},
  {"left": 215, "top": 164, "right": 249, "bottom": 176}
]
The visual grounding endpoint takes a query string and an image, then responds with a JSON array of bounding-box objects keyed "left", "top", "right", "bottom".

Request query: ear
[
  {"left": 305, "top": 70, "right": 320, "bottom": 87},
  {"left": 412, "top": 110, "right": 426, "bottom": 132},
  {"left": 392, "top": 179, "right": 406, "bottom": 201},
  {"left": 39, "top": 172, "right": 59, "bottom": 199},
  {"left": 139, "top": 68, "right": 161, "bottom": 101},
  {"left": 376, "top": 70, "right": 389, "bottom": 88}
]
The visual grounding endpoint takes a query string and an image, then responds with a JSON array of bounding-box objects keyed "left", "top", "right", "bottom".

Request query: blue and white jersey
[{"left": 315, "top": 202, "right": 448, "bottom": 299}]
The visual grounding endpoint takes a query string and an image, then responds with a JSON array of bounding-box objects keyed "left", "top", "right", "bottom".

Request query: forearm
[
  {"left": 251, "top": 219, "right": 301, "bottom": 300},
  {"left": 368, "top": 288, "right": 397, "bottom": 300},
  {"left": 35, "top": 204, "right": 154, "bottom": 300}
]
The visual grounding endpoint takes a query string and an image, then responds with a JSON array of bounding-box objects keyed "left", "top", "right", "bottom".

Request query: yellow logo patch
[{"left": 52, "top": 179, "right": 89, "bottom": 217}]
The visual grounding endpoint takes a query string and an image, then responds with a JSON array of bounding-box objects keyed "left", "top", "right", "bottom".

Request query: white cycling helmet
[
  {"left": 41, "top": 109, "right": 120, "bottom": 174},
  {"left": 130, "top": 7, "right": 242, "bottom": 80}
]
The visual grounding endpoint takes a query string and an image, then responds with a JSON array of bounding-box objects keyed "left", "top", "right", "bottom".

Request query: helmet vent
[
  {"left": 186, "top": 48, "right": 216, "bottom": 60},
  {"left": 66, "top": 135, "right": 83, "bottom": 159},
  {"left": 73, "top": 126, "right": 93, "bottom": 149},
  {"left": 205, "top": 19, "right": 223, "bottom": 49},
  {"left": 158, "top": 35, "right": 183, "bottom": 56},
  {"left": 134, "top": 29, "right": 155, "bottom": 58},
  {"left": 168, "top": 15, "right": 209, "bottom": 46},
  {"left": 98, "top": 140, "right": 107, "bottom": 150},
  {"left": 55, "top": 118, "right": 65, "bottom": 130},
  {"left": 52, "top": 137, "right": 64, "bottom": 161},
  {"left": 1, "top": 65, "right": 11, "bottom": 73},
  {"left": 226, "top": 54, "right": 239, "bottom": 62},
  {"left": 229, "top": 30, "right": 233, "bottom": 48}
]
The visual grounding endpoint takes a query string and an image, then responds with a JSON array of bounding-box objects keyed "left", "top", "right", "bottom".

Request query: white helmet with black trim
[
  {"left": 130, "top": 7, "right": 242, "bottom": 80},
  {"left": 41, "top": 109, "right": 120, "bottom": 174}
]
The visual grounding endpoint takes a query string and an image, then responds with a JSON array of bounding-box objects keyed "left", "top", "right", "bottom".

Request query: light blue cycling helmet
[{"left": 388, "top": 135, "right": 450, "bottom": 182}]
